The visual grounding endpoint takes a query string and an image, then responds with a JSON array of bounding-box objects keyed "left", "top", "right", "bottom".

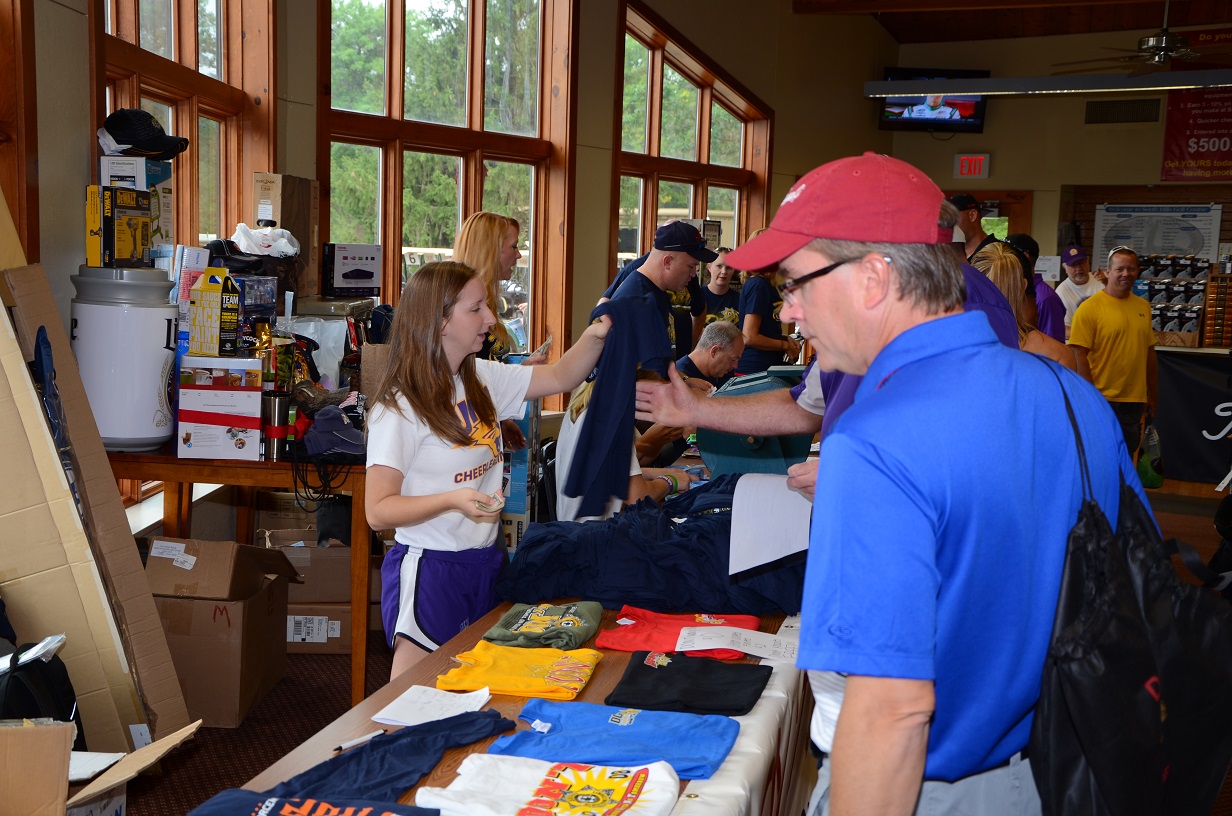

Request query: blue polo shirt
[{"left": 798, "top": 311, "right": 1146, "bottom": 781}]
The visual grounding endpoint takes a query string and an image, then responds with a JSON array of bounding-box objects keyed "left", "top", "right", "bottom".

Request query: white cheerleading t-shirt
[
  {"left": 366, "top": 358, "right": 532, "bottom": 552},
  {"left": 416, "top": 754, "right": 681, "bottom": 816}
]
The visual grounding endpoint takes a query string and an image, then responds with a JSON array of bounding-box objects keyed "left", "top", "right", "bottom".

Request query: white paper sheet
[
  {"left": 729, "top": 473, "right": 812, "bottom": 574},
  {"left": 69, "top": 751, "right": 125, "bottom": 783},
  {"left": 674, "top": 626, "right": 800, "bottom": 661},
  {"left": 371, "top": 685, "right": 491, "bottom": 728}
]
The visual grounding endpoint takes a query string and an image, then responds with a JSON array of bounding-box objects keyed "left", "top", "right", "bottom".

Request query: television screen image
[{"left": 878, "top": 68, "right": 990, "bottom": 134}]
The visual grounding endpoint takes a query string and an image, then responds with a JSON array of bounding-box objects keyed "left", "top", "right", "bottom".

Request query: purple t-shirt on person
[
  {"left": 791, "top": 263, "right": 1018, "bottom": 437},
  {"left": 1034, "top": 273, "right": 1066, "bottom": 344}
]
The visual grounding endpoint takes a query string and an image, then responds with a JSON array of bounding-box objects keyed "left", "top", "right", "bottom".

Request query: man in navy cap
[
  {"left": 600, "top": 221, "right": 717, "bottom": 351},
  {"left": 946, "top": 193, "right": 998, "bottom": 261}
]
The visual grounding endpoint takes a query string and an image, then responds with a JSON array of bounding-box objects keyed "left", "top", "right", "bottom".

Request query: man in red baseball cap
[{"left": 713, "top": 153, "right": 1142, "bottom": 816}]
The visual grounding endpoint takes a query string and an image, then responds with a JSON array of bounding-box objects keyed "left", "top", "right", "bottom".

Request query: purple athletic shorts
[{"left": 380, "top": 541, "right": 506, "bottom": 651}]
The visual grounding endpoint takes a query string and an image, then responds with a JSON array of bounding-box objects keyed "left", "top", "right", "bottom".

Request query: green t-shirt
[{"left": 483, "top": 601, "right": 603, "bottom": 650}]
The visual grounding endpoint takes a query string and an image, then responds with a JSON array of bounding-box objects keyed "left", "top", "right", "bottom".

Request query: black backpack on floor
[{"left": 0, "top": 643, "right": 87, "bottom": 751}]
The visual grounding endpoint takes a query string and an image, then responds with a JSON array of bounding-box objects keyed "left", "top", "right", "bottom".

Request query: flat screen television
[{"left": 878, "top": 67, "right": 990, "bottom": 134}]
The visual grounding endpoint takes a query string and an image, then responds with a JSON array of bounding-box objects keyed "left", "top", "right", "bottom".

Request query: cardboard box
[
  {"left": 287, "top": 603, "right": 352, "bottom": 654},
  {"left": 323, "top": 243, "right": 382, "bottom": 298},
  {"left": 85, "top": 186, "right": 152, "bottom": 268},
  {"left": 147, "top": 539, "right": 301, "bottom": 728},
  {"left": 261, "top": 528, "right": 351, "bottom": 603},
  {"left": 65, "top": 720, "right": 200, "bottom": 816},
  {"left": 3, "top": 263, "right": 191, "bottom": 752},
  {"left": 369, "top": 601, "right": 383, "bottom": 632},
  {"left": 177, "top": 355, "right": 262, "bottom": 460},
  {"left": 252, "top": 173, "right": 320, "bottom": 297},
  {"left": 99, "top": 158, "right": 174, "bottom": 248},
  {"left": 188, "top": 273, "right": 241, "bottom": 357},
  {"left": 255, "top": 491, "right": 316, "bottom": 532}
]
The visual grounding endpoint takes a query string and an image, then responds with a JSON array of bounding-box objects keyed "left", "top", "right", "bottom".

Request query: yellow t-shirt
[
  {"left": 436, "top": 640, "right": 602, "bottom": 700},
  {"left": 1068, "top": 290, "right": 1154, "bottom": 403}
]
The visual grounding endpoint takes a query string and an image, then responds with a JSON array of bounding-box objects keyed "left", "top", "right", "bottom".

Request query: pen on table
[{"left": 334, "top": 729, "right": 386, "bottom": 752}]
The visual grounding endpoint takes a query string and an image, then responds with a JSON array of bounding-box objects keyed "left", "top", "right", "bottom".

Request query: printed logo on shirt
[
  {"left": 706, "top": 307, "right": 739, "bottom": 326},
  {"left": 695, "top": 613, "right": 726, "bottom": 625},
  {"left": 608, "top": 708, "right": 639, "bottom": 727},
  {"left": 644, "top": 652, "right": 672, "bottom": 668},
  {"left": 452, "top": 389, "right": 503, "bottom": 484},
  {"left": 544, "top": 655, "right": 596, "bottom": 692},
  {"left": 523, "top": 762, "right": 651, "bottom": 816},
  {"left": 771, "top": 299, "right": 784, "bottom": 322},
  {"left": 511, "top": 604, "right": 584, "bottom": 634}
]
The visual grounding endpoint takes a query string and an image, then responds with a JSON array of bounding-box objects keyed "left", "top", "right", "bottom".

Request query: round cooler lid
[{"left": 71, "top": 265, "right": 176, "bottom": 306}]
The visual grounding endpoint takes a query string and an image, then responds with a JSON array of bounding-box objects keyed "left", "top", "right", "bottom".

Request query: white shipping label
[
  {"left": 149, "top": 540, "right": 186, "bottom": 559},
  {"left": 288, "top": 615, "right": 330, "bottom": 643}
]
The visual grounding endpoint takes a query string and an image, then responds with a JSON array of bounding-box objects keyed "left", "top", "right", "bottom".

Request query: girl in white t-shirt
[{"left": 366, "top": 261, "right": 610, "bottom": 679}]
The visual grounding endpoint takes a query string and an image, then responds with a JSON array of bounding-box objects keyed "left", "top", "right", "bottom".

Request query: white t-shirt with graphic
[
  {"left": 1056, "top": 277, "right": 1104, "bottom": 326},
  {"left": 416, "top": 754, "right": 681, "bottom": 816},
  {"left": 366, "top": 358, "right": 531, "bottom": 552}
]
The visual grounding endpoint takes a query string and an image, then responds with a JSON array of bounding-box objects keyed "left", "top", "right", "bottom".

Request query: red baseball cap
[{"left": 725, "top": 152, "right": 945, "bottom": 271}]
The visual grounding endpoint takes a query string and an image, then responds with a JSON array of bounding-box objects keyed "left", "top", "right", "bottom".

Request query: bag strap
[{"left": 1040, "top": 361, "right": 1094, "bottom": 502}]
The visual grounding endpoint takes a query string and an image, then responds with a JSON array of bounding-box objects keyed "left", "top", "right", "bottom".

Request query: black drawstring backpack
[{"left": 1030, "top": 365, "right": 1232, "bottom": 815}]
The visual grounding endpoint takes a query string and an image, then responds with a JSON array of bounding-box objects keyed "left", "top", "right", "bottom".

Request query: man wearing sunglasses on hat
[
  {"left": 1068, "top": 246, "right": 1158, "bottom": 460},
  {"left": 679, "top": 153, "right": 1142, "bottom": 816}
]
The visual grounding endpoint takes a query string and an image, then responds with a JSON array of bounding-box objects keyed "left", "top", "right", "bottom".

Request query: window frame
[
  {"left": 318, "top": 0, "right": 577, "bottom": 358},
  {"left": 612, "top": 1, "right": 772, "bottom": 270},
  {"left": 0, "top": 0, "right": 38, "bottom": 264}
]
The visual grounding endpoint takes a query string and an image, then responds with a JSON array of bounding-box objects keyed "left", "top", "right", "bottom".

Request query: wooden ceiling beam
[{"left": 793, "top": 0, "right": 1157, "bottom": 13}]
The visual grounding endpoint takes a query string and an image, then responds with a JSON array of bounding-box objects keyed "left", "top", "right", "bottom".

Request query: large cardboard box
[
  {"left": 261, "top": 528, "right": 351, "bottom": 603},
  {"left": 254, "top": 491, "right": 316, "bottom": 532},
  {"left": 147, "top": 539, "right": 301, "bottom": 727},
  {"left": 2, "top": 263, "right": 191, "bottom": 751},
  {"left": 252, "top": 173, "right": 320, "bottom": 297},
  {"left": 287, "top": 602, "right": 352, "bottom": 654}
]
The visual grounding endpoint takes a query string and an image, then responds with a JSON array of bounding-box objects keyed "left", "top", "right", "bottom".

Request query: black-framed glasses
[{"left": 777, "top": 258, "right": 859, "bottom": 304}]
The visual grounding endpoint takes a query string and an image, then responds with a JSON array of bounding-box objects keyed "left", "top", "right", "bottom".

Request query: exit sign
[{"left": 954, "top": 153, "right": 990, "bottom": 179}]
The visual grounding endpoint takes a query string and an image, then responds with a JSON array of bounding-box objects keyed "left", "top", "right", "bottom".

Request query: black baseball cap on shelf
[{"left": 100, "top": 108, "right": 189, "bottom": 161}]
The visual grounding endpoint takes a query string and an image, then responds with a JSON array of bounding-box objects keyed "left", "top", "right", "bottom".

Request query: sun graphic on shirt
[{"left": 549, "top": 766, "right": 649, "bottom": 814}]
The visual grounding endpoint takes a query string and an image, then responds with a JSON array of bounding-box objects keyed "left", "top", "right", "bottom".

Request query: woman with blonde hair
[
  {"left": 454, "top": 211, "right": 546, "bottom": 448},
  {"left": 972, "top": 243, "right": 1077, "bottom": 371},
  {"left": 366, "top": 261, "right": 610, "bottom": 679}
]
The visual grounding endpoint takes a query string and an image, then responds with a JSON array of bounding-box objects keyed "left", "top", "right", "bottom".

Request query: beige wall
[
  {"left": 34, "top": 0, "right": 92, "bottom": 328},
  {"left": 895, "top": 28, "right": 1180, "bottom": 254}
]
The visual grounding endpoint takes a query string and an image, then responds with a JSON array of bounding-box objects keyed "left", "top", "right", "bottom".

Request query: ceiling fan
[{"left": 1052, "top": 0, "right": 1232, "bottom": 76}]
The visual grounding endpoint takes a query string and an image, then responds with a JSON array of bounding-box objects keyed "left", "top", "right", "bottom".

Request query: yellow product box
[
  {"left": 85, "top": 185, "right": 152, "bottom": 267},
  {"left": 188, "top": 272, "right": 241, "bottom": 356}
]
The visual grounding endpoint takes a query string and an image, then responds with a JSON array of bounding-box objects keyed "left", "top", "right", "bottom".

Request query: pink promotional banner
[{"left": 1161, "top": 27, "right": 1232, "bottom": 182}]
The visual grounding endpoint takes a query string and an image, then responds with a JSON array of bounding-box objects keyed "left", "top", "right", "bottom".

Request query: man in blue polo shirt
[{"left": 722, "top": 153, "right": 1145, "bottom": 815}]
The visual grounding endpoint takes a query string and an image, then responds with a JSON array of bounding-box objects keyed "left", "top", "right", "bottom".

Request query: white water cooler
[{"left": 71, "top": 265, "right": 178, "bottom": 451}]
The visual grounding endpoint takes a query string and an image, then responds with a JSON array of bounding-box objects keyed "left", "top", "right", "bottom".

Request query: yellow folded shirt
[{"left": 436, "top": 640, "right": 602, "bottom": 700}]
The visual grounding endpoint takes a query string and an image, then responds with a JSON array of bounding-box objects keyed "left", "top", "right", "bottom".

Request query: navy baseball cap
[
  {"left": 654, "top": 221, "right": 718, "bottom": 263},
  {"left": 1005, "top": 233, "right": 1040, "bottom": 261},
  {"left": 99, "top": 108, "right": 189, "bottom": 161}
]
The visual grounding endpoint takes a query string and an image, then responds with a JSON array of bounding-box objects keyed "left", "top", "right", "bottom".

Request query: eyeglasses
[{"left": 778, "top": 257, "right": 874, "bottom": 304}]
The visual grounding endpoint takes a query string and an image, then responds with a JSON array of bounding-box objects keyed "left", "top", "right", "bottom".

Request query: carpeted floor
[
  {"left": 125, "top": 492, "right": 1232, "bottom": 815},
  {"left": 126, "top": 632, "right": 393, "bottom": 815}
]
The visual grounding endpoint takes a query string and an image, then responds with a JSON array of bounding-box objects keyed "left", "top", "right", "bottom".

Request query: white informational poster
[
  {"left": 1036, "top": 255, "right": 1061, "bottom": 283},
  {"left": 1093, "top": 204, "right": 1223, "bottom": 262}
]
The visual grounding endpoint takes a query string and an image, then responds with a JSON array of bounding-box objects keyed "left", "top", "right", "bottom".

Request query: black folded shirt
[{"left": 605, "top": 650, "right": 773, "bottom": 716}]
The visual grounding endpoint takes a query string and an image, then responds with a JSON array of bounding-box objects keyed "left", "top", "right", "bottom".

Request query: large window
[
  {"left": 615, "top": 2, "right": 771, "bottom": 267},
  {"left": 323, "top": 0, "right": 574, "bottom": 355},
  {"left": 96, "top": 1, "right": 273, "bottom": 250}
]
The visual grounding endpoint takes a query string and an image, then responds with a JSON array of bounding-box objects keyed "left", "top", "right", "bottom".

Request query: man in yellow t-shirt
[{"left": 1069, "top": 246, "right": 1158, "bottom": 457}]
